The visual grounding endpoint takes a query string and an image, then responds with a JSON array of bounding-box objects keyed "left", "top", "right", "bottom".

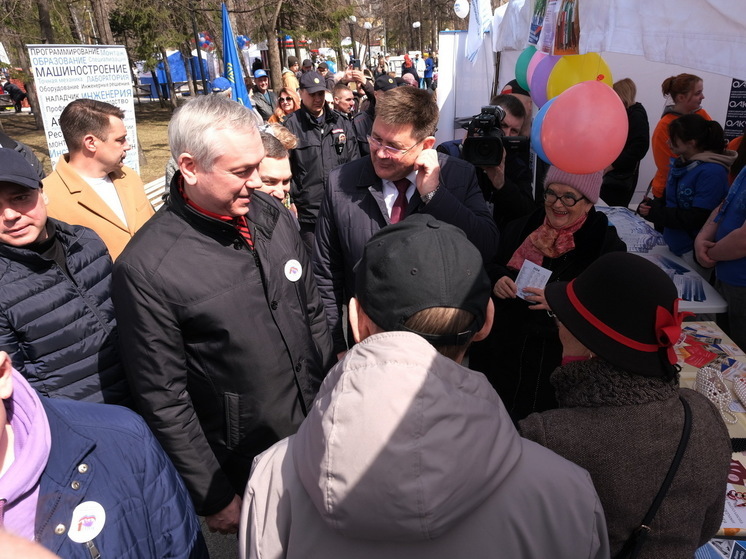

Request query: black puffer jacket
[
  {"left": 112, "top": 177, "right": 334, "bottom": 516},
  {"left": 0, "top": 219, "right": 127, "bottom": 404}
]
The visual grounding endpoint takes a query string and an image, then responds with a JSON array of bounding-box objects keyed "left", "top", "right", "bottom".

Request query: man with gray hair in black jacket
[{"left": 112, "top": 94, "right": 334, "bottom": 537}]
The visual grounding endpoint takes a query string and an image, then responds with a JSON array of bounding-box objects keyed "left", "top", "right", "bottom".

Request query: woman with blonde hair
[
  {"left": 600, "top": 78, "right": 649, "bottom": 207},
  {"left": 268, "top": 87, "right": 300, "bottom": 124}
]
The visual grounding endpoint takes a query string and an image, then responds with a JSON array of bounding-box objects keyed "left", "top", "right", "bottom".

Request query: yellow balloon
[{"left": 546, "top": 53, "right": 613, "bottom": 100}]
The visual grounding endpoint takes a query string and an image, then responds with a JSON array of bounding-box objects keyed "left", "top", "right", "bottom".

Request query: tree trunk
[
  {"left": 90, "top": 0, "right": 115, "bottom": 44},
  {"left": 159, "top": 46, "right": 179, "bottom": 109},
  {"left": 180, "top": 42, "right": 197, "bottom": 97},
  {"left": 68, "top": 4, "right": 85, "bottom": 43},
  {"left": 430, "top": 0, "right": 438, "bottom": 53},
  {"left": 267, "top": 32, "right": 282, "bottom": 91},
  {"left": 13, "top": 40, "right": 44, "bottom": 130},
  {"left": 257, "top": 0, "right": 284, "bottom": 92},
  {"left": 150, "top": 66, "right": 167, "bottom": 109},
  {"left": 123, "top": 35, "right": 141, "bottom": 104},
  {"left": 36, "top": 0, "right": 55, "bottom": 43}
]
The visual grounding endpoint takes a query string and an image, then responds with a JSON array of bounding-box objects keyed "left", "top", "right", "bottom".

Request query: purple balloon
[{"left": 530, "top": 55, "right": 561, "bottom": 109}]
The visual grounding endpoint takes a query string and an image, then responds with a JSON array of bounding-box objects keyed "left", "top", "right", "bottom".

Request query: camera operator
[
  {"left": 478, "top": 95, "right": 537, "bottom": 230},
  {"left": 438, "top": 94, "right": 537, "bottom": 231}
]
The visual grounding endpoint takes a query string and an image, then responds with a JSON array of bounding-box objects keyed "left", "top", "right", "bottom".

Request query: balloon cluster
[
  {"left": 197, "top": 32, "right": 215, "bottom": 52},
  {"left": 516, "top": 47, "right": 627, "bottom": 174},
  {"left": 236, "top": 35, "right": 251, "bottom": 50}
]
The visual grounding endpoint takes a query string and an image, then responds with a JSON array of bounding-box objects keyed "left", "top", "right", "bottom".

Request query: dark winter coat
[
  {"left": 313, "top": 153, "right": 499, "bottom": 353},
  {"left": 468, "top": 207, "right": 626, "bottom": 419},
  {"left": 283, "top": 106, "right": 359, "bottom": 224},
  {"left": 0, "top": 219, "right": 127, "bottom": 404},
  {"left": 37, "top": 397, "right": 208, "bottom": 558},
  {"left": 112, "top": 176, "right": 334, "bottom": 516},
  {"left": 520, "top": 359, "right": 731, "bottom": 559}
]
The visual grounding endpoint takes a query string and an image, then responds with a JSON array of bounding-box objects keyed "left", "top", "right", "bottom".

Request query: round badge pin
[
  {"left": 284, "top": 259, "right": 302, "bottom": 282},
  {"left": 68, "top": 501, "right": 106, "bottom": 543}
]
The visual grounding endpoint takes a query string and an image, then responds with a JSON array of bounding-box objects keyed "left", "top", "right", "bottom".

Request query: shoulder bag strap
[{"left": 613, "top": 395, "right": 692, "bottom": 559}]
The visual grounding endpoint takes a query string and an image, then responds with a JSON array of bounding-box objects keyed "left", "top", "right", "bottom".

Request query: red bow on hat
[{"left": 654, "top": 299, "right": 693, "bottom": 364}]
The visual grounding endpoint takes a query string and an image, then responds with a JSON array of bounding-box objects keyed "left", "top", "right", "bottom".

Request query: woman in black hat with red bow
[{"left": 520, "top": 252, "right": 730, "bottom": 559}]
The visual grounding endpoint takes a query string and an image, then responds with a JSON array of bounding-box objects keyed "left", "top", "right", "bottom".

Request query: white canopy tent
[{"left": 437, "top": 0, "right": 746, "bottom": 205}]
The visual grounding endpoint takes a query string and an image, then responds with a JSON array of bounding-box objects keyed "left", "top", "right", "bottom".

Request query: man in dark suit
[{"left": 313, "top": 86, "right": 499, "bottom": 357}]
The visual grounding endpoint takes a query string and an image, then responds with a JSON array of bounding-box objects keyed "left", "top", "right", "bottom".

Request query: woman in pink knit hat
[{"left": 469, "top": 166, "right": 627, "bottom": 421}]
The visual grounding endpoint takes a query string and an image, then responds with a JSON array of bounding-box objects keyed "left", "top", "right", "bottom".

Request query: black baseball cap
[
  {"left": 0, "top": 148, "right": 42, "bottom": 189},
  {"left": 354, "top": 214, "right": 491, "bottom": 346},
  {"left": 374, "top": 75, "right": 397, "bottom": 92},
  {"left": 299, "top": 71, "right": 326, "bottom": 93}
]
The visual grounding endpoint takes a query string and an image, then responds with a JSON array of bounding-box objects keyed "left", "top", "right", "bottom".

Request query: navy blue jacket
[
  {"left": 0, "top": 219, "right": 128, "bottom": 404},
  {"left": 313, "top": 153, "right": 499, "bottom": 353},
  {"left": 36, "top": 397, "right": 207, "bottom": 558}
]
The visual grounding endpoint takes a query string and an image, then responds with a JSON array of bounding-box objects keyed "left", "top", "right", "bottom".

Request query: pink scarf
[{"left": 507, "top": 213, "right": 588, "bottom": 271}]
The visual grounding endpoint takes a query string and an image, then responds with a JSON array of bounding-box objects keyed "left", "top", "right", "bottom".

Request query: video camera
[{"left": 461, "top": 105, "right": 529, "bottom": 167}]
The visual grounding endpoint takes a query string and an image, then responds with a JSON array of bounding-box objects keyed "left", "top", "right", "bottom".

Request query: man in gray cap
[
  {"left": 240, "top": 214, "right": 609, "bottom": 559},
  {"left": 283, "top": 71, "right": 359, "bottom": 254}
]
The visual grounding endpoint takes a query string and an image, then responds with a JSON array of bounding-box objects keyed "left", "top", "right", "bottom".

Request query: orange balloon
[{"left": 541, "top": 80, "right": 628, "bottom": 174}]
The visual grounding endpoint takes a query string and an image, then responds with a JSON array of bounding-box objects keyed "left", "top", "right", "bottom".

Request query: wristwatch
[{"left": 421, "top": 188, "right": 438, "bottom": 205}]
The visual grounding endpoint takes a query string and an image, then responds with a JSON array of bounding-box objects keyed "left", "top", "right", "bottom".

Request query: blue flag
[{"left": 221, "top": 3, "right": 251, "bottom": 107}]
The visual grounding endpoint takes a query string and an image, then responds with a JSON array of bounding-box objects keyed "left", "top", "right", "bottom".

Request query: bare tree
[
  {"left": 90, "top": 0, "right": 114, "bottom": 44},
  {"left": 36, "top": 0, "right": 55, "bottom": 43}
]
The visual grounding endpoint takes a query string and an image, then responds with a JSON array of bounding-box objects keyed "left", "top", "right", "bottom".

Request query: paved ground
[{"left": 200, "top": 518, "right": 239, "bottom": 558}]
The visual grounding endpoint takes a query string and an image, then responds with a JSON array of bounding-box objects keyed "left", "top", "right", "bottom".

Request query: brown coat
[
  {"left": 43, "top": 155, "right": 154, "bottom": 259},
  {"left": 520, "top": 359, "right": 731, "bottom": 559}
]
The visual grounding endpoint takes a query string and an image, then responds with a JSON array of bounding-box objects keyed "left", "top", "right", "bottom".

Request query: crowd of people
[{"left": 0, "top": 56, "right": 743, "bottom": 559}]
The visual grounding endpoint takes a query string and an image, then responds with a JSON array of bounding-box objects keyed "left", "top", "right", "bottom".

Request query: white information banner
[{"left": 27, "top": 44, "right": 139, "bottom": 173}]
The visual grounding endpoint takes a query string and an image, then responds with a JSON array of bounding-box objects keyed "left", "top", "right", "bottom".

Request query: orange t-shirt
[{"left": 650, "top": 107, "right": 712, "bottom": 198}]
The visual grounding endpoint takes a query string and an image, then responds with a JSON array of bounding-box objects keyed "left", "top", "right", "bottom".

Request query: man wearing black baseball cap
[
  {"left": 240, "top": 214, "right": 609, "bottom": 559},
  {"left": 0, "top": 148, "right": 128, "bottom": 405},
  {"left": 284, "top": 71, "right": 359, "bottom": 253}
]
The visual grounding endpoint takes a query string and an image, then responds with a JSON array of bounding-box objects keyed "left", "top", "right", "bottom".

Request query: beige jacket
[
  {"left": 240, "top": 332, "right": 610, "bottom": 559},
  {"left": 43, "top": 155, "right": 154, "bottom": 259}
]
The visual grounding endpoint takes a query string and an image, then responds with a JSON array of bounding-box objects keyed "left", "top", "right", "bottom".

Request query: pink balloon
[
  {"left": 529, "top": 55, "right": 560, "bottom": 109},
  {"left": 541, "top": 81, "right": 628, "bottom": 175},
  {"left": 526, "top": 51, "right": 548, "bottom": 91}
]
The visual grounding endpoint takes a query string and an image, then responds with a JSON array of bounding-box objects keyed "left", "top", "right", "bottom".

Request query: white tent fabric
[
  {"left": 490, "top": 0, "right": 746, "bottom": 79},
  {"left": 466, "top": 0, "right": 497, "bottom": 62},
  {"left": 492, "top": 0, "right": 530, "bottom": 53},
  {"left": 580, "top": 0, "right": 746, "bottom": 79}
]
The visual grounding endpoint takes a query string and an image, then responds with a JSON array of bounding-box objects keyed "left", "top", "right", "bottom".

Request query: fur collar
[{"left": 550, "top": 358, "right": 679, "bottom": 408}]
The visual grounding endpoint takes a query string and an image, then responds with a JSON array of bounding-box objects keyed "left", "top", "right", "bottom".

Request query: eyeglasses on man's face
[{"left": 367, "top": 135, "right": 423, "bottom": 159}]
